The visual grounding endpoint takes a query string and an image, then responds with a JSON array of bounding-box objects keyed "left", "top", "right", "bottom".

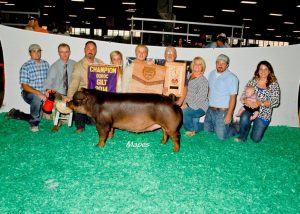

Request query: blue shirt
[
  {"left": 19, "top": 59, "right": 49, "bottom": 93},
  {"left": 208, "top": 69, "right": 238, "bottom": 108}
]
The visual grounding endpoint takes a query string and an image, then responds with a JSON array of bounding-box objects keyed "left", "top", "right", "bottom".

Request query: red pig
[{"left": 67, "top": 89, "right": 182, "bottom": 152}]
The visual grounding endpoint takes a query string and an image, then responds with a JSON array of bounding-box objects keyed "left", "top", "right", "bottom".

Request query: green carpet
[{"left": 0, "top": 112, "right": 299, "bottom": 213}]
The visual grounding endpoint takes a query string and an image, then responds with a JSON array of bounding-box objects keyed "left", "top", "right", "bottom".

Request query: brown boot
[{"left": 74, "top": 128, "right": 84, "bottom": 134}]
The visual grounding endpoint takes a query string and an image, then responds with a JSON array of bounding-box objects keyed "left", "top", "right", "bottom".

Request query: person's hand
[
  {"left": 224, "top": 113, "right": 232, "bottom": 124},
  {"left": 181, "top": 103, "right": 187, "bottom": 109},
  {"left": 176, "top": 100, "right": 183, "bottom": 106},
  {"left": 244, "top": 98, "right": 259, "bottom": 109},
  {"left": 64, "top": 96, "right": 71, "bottom": 102},
  {"left": 264, "top": 100, "right": 271, "bottom": 107},
  {"left": 45, "top": 89, "right": 56, "bottom": 97},
  {"left": 162, "top": 87, "right": 168, "bottom": 95},
  {"left": 38, "top": 92, "right": 47, "bottom": 101},
  {"left": 146, "top": 59, "right": 154, "bottom": 65}
]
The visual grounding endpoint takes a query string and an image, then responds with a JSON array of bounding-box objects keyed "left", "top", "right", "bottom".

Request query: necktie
[{"left": 63, "top": 64, "right": 68, "bottom": 94}]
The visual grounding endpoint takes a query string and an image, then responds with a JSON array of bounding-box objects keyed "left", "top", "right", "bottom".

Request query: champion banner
[{"left": 88, "top": 64, "right": 119, "bottom": 92}]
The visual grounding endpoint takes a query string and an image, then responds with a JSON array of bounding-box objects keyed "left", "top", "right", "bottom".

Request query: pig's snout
[{"left": 66, "top": 101, "right": 73, "bottom": 109}]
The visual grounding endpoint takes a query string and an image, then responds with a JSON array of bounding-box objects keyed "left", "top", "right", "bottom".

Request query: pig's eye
[{"left": 74, "top": 98, "right": 85, "bottom": 105}]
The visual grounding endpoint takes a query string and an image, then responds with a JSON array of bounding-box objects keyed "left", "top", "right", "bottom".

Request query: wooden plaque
[
  {"left": 164, "top": 62, "right": 186, "bottom": 97},
  {"left": 130, "top": 63, "right": 166, "bottom": 94}
]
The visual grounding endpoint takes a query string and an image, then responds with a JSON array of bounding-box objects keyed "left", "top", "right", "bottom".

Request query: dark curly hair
[{"left": 253, "top": 60, "right": 277, "bottom": 87}]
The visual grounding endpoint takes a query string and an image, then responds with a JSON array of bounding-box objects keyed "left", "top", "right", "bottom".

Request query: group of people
[
  {"left": 182, "top": 52, "right": 280, "bottom": 143},
  {"left": 175, "top": 33, "right": 231, "bottom": 48},
  {"left": 24, "top": 16, "right": 71, "bottom": 36},
  {"left": 24, "top": 16, "right": 49, "bottom": 33},
  {"left": 6, "top": 41, "right": 281, "bottom": 143}
]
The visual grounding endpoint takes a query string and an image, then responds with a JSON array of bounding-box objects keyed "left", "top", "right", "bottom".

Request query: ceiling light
[
  {"left": 222, "top": 9, "right": 235, "bottom": 12},
  {"left": 84, "top": 7, "right": 95, "bottom": 10},
  {"left": 0, "top": 1, "right": 8, "bottom": 3},
  {"left": 284, "top": 22, "right": 294, "bottom": 25},
  {"left": 293, "top": 30, "right": 300, "bottom": 33},
  {"left": 245, "top": 26, "right": 250, "bottom": 29},
  {"left": 122, "top": 2, "right": 136, "bottom": 5},
  {"left": 241, "top": 1, "right": 257, "bottom": 4},
  {"left": 255, "top": 34, "right": 261, "bottom": 36},
  {"left": 98, "top": 16, "right": 106, "bottom": 19},
  {"left": 69, "top": 15, "right": 77, "bottom": 17},
  {"left": 203, "top": 15, "right": 214, "bottom": 18},
  {"left": 275, "top": 35, "right": 281, "bottom": 38},
  {"left": 269, "top": 13, "right": 283, "bottom": 16},
  {"left": 5, "top": 3, "right": 14, "bottom": 5},
  {"left": 267, "top": 28, "right": 275, "bottom": 31},
  {"left": 173, "top": 5, "right": 187, "bottom": 9},
  {"left": 71, "top": 0, "right": 84, "bottom": 2},
  {"left": 43, "top": 14, "right": 48, "bottom": 16},
  {"left": 243, "top": 18, "right": 252, "bottom": 21},
  {"left": 297, "top": 5, "right": 300, "bottom": 7}
]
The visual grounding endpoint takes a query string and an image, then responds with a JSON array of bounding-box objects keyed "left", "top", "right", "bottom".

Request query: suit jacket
[{"left": 67, "top": 57, "right": 104, "bottom": 98}]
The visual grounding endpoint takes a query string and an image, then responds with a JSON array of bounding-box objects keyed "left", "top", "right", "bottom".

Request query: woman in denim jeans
[
  {"left": 182, "top": 56, "right": 209, "bottom": 137},
  {"left": 235, "top": 61, "right": 280, "bottom": 142}
]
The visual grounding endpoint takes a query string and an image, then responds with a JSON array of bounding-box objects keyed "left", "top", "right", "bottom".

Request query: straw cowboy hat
[{"left": 55, "top": 100, "right": 72, "bottom": 114}]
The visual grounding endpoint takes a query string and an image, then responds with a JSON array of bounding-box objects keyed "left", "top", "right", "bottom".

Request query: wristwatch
[{"left": 261, "top": 101, "right": 265, "bottom": 107}]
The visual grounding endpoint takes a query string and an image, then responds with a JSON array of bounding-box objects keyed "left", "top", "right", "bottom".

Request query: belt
[{"left": 209, "top": 107, "right": 228, "bottom": 111}]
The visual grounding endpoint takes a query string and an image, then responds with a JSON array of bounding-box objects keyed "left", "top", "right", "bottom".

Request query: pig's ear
[{"left": 73, "top": 90, "right": 88, "bottom": 105}]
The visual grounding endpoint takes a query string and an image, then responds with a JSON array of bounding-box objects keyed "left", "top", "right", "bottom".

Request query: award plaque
[
  {"left": 164, "top": 62, "right": 186, "bottom": 97},
  {"left": 130, "top": 63, "right": 166, "bottom": 94}
]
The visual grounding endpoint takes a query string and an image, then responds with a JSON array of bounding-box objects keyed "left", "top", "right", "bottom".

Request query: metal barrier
[{"left": 130, "top": 17, "right": 244, "bottom": 46}]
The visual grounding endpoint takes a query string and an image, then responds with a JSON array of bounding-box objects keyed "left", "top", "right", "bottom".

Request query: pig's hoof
[
  {"left": 173, "top": 146, "right": 180, "bottom": 153},
  {"left": 96, "top": 143, "right": 105, "bottom": 147}
]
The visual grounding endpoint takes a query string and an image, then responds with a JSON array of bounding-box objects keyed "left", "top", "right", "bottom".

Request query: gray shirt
[
  {"left": 44, "top": 59, "right": 76, "bottom": 95},
  {"left": 185, "top": 75, "right": 209, "bottom": 111}
]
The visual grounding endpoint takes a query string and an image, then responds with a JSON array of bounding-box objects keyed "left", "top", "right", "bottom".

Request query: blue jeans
[
  {"left": 204, "top": 108, "right": 237, "bottom": 140},
  {"left": 239, "top": 110, "right": 268, "bottom": 143},
  {"left": 74, "top": 112, "right": 94, "bottom": 129},
  {"left": 182, "top": 107, "right": 205, "bottom": 132},
  {"left": 22, "top": 91, "right": 43, "bottom": 127}
]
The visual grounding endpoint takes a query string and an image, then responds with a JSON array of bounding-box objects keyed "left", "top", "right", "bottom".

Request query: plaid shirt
[{"left": 19, "top": 59, "right": 49, "bottom": 93}]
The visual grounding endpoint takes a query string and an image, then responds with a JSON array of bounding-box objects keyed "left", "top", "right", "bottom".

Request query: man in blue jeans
[
  {"left": 16, "top": 44, "right": 49, "bottom": 132},
  {"left": 204, "top": 54, "right": 238, "bottom": 139}
]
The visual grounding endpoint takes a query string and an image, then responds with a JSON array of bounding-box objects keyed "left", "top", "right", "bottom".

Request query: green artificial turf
[{"left": 0, "top": 112, "right": 299, "bottom": 213}]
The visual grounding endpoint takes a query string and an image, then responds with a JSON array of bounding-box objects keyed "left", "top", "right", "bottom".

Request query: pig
[{"left": 67, "top": 89, "right": 183, "bottom": 152}]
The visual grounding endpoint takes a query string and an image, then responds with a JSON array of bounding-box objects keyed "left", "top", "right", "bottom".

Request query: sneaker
[
  {"left": 234, "top": 137, "right": 242, "bottom": 142},
  {"left": 5, "top": 108, "right": 16, "bottom": 119},
  {"left": 185, "top": 131, "right": 196, "bottom": 137},
  {"left": 30, "top": 126, "right": 39, "bottom": 132}
]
